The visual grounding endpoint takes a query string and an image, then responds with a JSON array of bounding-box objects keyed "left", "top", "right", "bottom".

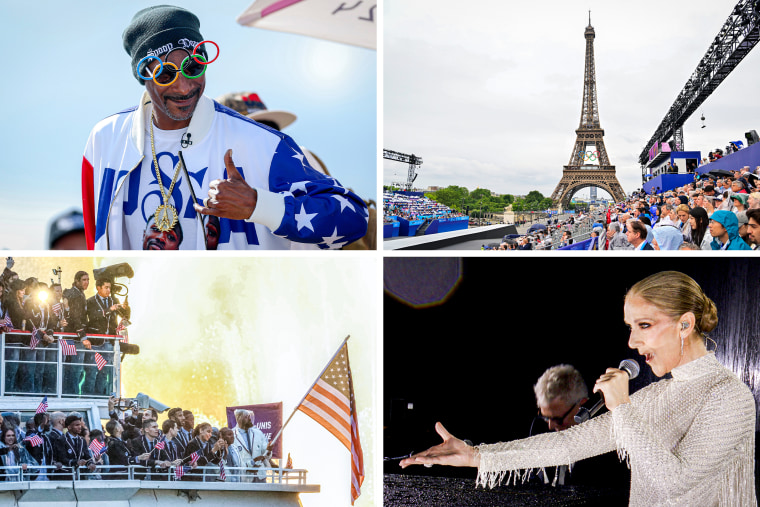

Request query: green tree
[
  {"left": 525, "top": 190, "right": 545, "bottom": 202},
  {"left": 470, "top": 188, "right": 492, "bottom": 201}
]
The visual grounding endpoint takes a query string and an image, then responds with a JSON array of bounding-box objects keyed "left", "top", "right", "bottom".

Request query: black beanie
[{"left": 122, "top": 5, "right": 206, "bottom": 85}]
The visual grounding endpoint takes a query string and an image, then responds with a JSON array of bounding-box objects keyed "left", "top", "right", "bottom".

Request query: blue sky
[{"left": 0, "top": 0, "right": 377, "bottom": 249}]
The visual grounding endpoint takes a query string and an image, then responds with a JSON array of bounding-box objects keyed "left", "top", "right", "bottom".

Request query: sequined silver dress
[{"left": 477, "top": 353, "right": 756, "bottom": 506}]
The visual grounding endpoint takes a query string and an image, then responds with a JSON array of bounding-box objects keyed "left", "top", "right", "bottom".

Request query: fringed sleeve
[{"left": 476, "top": 410, "right": 618, "bottom": 489}]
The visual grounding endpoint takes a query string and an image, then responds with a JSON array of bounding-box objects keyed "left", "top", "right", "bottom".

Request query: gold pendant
[{"left": 154, "top": 204, "right": 179, "bottom": 232}]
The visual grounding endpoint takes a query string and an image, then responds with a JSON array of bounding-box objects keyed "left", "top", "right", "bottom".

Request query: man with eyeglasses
[
  {"left": 81, "top": 5, "right": 368, "bottom": 250},
  {"left": 532, "top": 365, "right": 629, "bottom": 491},
  {"left": 533, "top": 364, "right": 588, "bottom": 434}
]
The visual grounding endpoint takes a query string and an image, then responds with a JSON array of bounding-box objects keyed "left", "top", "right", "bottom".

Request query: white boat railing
[
  {"left": 0, "top": 331, "right": 122, "bottom": 398},
  {"left": 0, "top": 464, "right": 308, "bottom": 484}
]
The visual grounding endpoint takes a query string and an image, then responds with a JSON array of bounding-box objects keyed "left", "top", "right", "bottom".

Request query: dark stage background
[{"left": 383, "top": 257, "right": 760, "bottom": 487}]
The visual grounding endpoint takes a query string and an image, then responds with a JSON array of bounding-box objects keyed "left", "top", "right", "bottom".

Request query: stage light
[{"left": 384, "top": 258, "right": 463, "bottom": 308}]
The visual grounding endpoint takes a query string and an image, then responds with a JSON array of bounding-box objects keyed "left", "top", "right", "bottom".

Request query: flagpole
[{"left": 269, "top": 335, "right": 350, "bottom": 447}]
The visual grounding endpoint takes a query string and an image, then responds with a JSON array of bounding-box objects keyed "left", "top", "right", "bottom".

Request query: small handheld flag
[
  {"left": 60, "top": 339, "right": 77, "bottom": 356},
  {"left": 29, "top": 328, "right": 39, "bottom": 351},
  {"left": 24, "top": 434, "right": 43, "bottom": 448},
  {"left": 89, "top": 438, "right": 105, "bottom": 456},
  {"left": 35, "top": 396, "right": 48, "bottom": 414},
  {"left": 94, "top": 353, "right": 107, "bottom": 371}
]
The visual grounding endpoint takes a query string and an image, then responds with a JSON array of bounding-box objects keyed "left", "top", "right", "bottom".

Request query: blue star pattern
[{"left": 268, "top": 136, "right": 368, "bottom": 249}]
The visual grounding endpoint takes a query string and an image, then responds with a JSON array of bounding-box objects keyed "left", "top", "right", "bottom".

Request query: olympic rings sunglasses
[{"left": 137, "top": 40, "right": 219, "bottom": 87}]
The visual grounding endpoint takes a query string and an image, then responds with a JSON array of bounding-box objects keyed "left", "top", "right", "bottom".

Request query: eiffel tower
[{"left": 550, "top": 14, "right": 626, "bottom": 208}]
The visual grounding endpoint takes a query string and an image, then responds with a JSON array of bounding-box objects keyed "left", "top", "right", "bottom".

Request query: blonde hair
[{"left": 626, "top": 271, "right": 718, "bottom": 336}]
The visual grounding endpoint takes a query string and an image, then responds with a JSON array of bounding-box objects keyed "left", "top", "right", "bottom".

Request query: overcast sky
[
  {"left": 1, "top": 0, "right": 375, "bottom": 250},
  {"left": 383, "top": 0, "right": 760, "bottom": 199}
]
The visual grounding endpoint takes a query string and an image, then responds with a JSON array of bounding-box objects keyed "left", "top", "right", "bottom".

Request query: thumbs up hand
[{"left": 194, "top": 149, "right": 258, "bottom": 220}]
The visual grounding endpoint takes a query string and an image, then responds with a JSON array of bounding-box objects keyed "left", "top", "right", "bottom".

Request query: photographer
[
  {"left": 84, "top": 277, "right": 129, "bottom": 395},
  {"left": 62, "top": 271, "right": 89, "bottom": 395},
  {"left": 107, "top": 396, "right": 141, "bottom": 441}
]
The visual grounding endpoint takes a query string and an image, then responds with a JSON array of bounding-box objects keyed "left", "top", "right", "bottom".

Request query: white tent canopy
[{"left": 236, "top": 0, "right": 376, "bottom": 50}]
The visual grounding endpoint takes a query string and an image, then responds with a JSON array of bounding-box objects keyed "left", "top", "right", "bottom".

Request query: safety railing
[
  {"left": 1, "top": 331, "right": 122, "bottom": 398},
  {"left": 0, "top": 464, "right": 308, "bottom": 484}
]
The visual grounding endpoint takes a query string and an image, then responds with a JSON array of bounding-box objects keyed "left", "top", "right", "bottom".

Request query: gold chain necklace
[{"left": 150, "top": 112, "right": 183, "bottom": 232}]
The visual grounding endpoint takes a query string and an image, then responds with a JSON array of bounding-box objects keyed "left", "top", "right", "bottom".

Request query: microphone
[{"left": 574, "top": 359, "right": 639, "bottom": 424}]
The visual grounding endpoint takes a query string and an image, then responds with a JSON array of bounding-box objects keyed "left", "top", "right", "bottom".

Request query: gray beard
[
  {"left": 164, "top": 104, "right": 195, "bottom": 122},
  {"left": 159, "top": 87, "right": 201, "bottom": 122}
]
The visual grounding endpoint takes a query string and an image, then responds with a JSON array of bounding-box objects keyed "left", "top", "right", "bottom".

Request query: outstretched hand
[
  {"left": 193, "top": 149, "right": 258, "bottom": 220},
  {"left": 399, "top": 422, "right": 480, "bottom": 469}
]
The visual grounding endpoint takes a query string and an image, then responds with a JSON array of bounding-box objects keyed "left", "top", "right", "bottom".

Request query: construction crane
[
  {"left": 638, "top": 0, "right": 760, "bottom": 168},
  {"left": 384, "top": 149, "right": 423, "bottom": 191}
]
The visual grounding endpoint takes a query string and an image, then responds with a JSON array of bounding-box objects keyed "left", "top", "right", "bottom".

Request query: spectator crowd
[
  {"left": 483, "top": 165, "right": 760, "bottom": 251},
  {"left": 383, "top": 192, "right": 466, "bottom": 223}
]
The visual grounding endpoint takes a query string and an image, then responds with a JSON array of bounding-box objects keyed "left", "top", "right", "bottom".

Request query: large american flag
[
  {"left": 296, "top": 341, "right": 364, "bottom": 505},
  {"left": 35, "top": 396, "right": 48, "bottom": 414}
]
